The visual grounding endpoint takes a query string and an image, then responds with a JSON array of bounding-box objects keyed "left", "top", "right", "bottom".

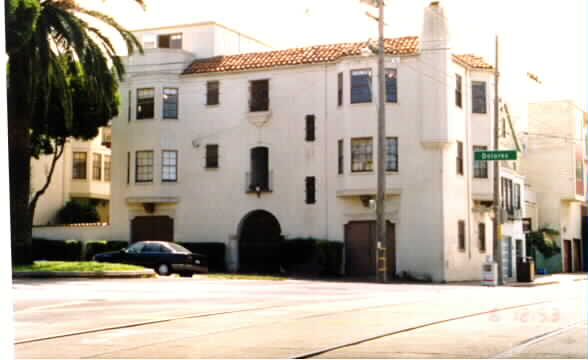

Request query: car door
[{"left": 124, "top": 242, "right": 146, "bottom": 265}]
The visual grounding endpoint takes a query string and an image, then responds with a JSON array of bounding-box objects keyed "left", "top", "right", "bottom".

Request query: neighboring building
[
  {"left": 522, "top": 100, "right": 587, "bottom": 273},
  {"left": 109, "top": 2, "right": 529, "bottom": 281},
  {"left": 31, "top": 127, "right": 112, "bottom": 225}
]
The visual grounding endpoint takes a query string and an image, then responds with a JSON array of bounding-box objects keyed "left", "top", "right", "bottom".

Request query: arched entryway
[{"left": 238, "top": 210, "right": 282, "bottom": 273}]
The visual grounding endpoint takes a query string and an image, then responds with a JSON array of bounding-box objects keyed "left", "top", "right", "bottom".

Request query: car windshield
[{"left": 166, "top": 243, "right": 190, "bottom": 253}]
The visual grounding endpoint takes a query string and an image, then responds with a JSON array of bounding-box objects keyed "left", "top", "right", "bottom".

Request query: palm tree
[{"left": 6, "top": 0, "right": 145, "bottom": 264}]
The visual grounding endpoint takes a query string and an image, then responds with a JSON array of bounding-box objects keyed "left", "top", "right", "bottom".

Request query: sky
[{"left": 82, "top": 0, "right": 587, "bottom": 109}]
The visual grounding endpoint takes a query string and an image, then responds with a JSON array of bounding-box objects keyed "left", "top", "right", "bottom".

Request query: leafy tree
[
  {"left": 6, "top": 0, "right": 145, "bottom": 264},
  {"left": 57, "top": 200, "right": 99, "bottom": 224}
]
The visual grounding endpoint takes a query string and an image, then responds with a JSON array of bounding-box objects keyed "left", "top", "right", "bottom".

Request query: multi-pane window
[
  {"left": 162, "top": 88, "right": 178, "bottom": 119},
  {"left": 72, "top": 152, "right": 87, "bottom": 179},
  {"left": 249, "top": 79, "right": 269, "bottom": 112},
  {"left": 350, "top": 69, "right": 372, "bottom": 104},
  {"left": 305, "top": 115, "right": 315, "bottom": 142},
  {"left": 458, "top": 220, "right": 465, "bottom": 251},
  {"left": 455, "top": 74, "right": 463, "bottom": 108},
  {"left": 205, "top": 144, "right": 219, "bottom": 169},
  {"left": 351, "top": 138, "right": 373, "bottom": 172},
  {"left": 206, "top": 81, "right": 219, "bottom": 106},
  {"left": 135, "top": 151, "right": 153, "bottom": 183},
  {"left": 161, "top": 150, "right": 177, "bottom": 182},
  {"left": 337, "top": 139, "right": 344, "bottom": 174},
  {"left": 472, "top": 81, "right": 487, "bottom": 114},
  {"left": 158, "top": 33, "right": 182, "bottom": 49},
  {"left": 456, "top": 141, "right": 464, "bottom": 175},
  {"left": 514, "top": 183, "right": 521, "bottom": 210},
  {"left": 337, "top": 72, "right": 343, "bottom": 106},
  {"left": 501, "top": 177, "right": 514, "bottom": 215},
  {"left": 137, "top": 88, "right": 155, "bottom": 119},
  {"left": 473, "top": 145, "right": 488, "bottom": 178},
  {"left": 385, "top": 137, "right": 398, "bottom": 172},
  {"left": 478, "top": 223, "right": 486, "bottom": 252},
  {"left": 385, "top": 68, "right": 398, "bottom": 103},
  {"left": 305, "top": 176, "right": 316, "bottom": 204},
  {"left": 92, "top": 153, "right": 102, "bottom": 181},
  {"left": 104, "top": 155, "right": 111, "bottom": 182}
]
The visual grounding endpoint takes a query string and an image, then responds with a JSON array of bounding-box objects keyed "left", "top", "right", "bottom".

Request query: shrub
[
  {"left": 57, "top": 200, "right": 99, "bottom": 224},
  {"left": 33, "top": 238, "right": 82, "bottom": 261},
  {"left": 280, "top": 238, "right": 343, "bottom": 276},
  {"left": 178, "top": 242, "right": 226, "bottom": 272}
]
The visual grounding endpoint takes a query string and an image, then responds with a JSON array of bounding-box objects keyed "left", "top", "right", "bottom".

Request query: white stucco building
[
  {"left": 108, "top": 2, "right": 531, "bottom": 281},
  {"left": 31, "top": 128, "right": 112, "bottom": 225}
]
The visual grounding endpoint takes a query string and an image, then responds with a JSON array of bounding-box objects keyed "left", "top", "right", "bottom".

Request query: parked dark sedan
[{"left": 93, "top": 241, "right": 208, "bottom": 276}]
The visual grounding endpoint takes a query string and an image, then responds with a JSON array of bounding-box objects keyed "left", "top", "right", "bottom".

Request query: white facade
[
  {"left": 30, "top": 128, "right": 112, "bottom": 225},
  {"left": 109, "top": 2, "right": 529, "bottom": 281}
]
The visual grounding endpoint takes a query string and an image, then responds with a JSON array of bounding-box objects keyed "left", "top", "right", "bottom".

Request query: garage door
[
  {"left": 131, "top": 216, "right": 174, "bottom": 243},
  {"left": 345, "top": 221, "right": 395, "bottom": 278}
]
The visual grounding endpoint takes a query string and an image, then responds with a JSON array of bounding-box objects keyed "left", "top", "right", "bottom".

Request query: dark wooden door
[
  {"left": 131, "top": 216, "right": 174, "bottom": 243},
  {"left": 573, "top": 239, "right": 581, "bottom": 272},
  {"left": 345, "top": 221, "right": 395, "bottom": 278},
  {"left": 563, "top": 239, "right": 572, "bottom": 273}
]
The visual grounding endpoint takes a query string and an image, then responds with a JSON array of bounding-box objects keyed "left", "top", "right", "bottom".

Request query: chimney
[{"left": 421, "top": 0, "right": 450, "bottom": 50}]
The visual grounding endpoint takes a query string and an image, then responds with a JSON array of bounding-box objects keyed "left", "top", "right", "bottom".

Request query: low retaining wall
[{"left": 33, "top": 223, "right": 116, "bottom": 242}]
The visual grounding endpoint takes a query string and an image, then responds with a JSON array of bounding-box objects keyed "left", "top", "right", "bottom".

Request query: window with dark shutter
[
  {"left": 250, "top": 147, "right": 269, "bottom": 191},
  {"left": 479, "top": 223, "right": 486, "bottom": 251},
  {"left": 205, "top": 144, "right": 219, "bottom": 169},
  {"left": 337, "top": 139, "right": 344, "bottom": 174},
  {"left": 337, "top": 72, "right": 343, "bottom": 106},
  {"left": 455, "top": 74, "right": 463, "bottom": 108},
  {"left": 456, "top": 141, "right": 464, "bottom": 175},
  {"left": 206, "top": 81, "right": 219, "bottom": 106},
  {"left": 385, "top": 68, "right": 397, "bottom": 103},
  {"left": 472, "top": 81, "right": 487, "bottom": 114},
  {"left": 305, "top": 176, "right": 316, "bottom": 204},
  {"left": 305, "top": 115, "right": 315, "bottom": 141},
  {"left": 350, "top": 69, "right": 372, "bottom": 104},
  {"left": 458, "top": 220, "right": 465, "bottom": 251},
  {"left": 249, "top": 79, "right": 269, "bottom": 112}
]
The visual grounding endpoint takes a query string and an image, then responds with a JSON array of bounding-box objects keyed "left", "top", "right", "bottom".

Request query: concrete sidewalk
[
  {"left": 12, "top": 269, "right": 155, "bottom": 279},
  {"left": 507, "top": 273, "right": 587, "bottom": 287}
]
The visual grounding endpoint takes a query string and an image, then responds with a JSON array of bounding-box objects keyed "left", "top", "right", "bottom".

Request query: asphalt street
[{"left": 12, "top": 276, "right": 588, "bottom": 359}]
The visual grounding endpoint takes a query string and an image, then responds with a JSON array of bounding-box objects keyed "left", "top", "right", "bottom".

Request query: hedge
[
  {"left": 84, "top": 240, "right": 128, "bottom": 260},
  {"left": 280, "top": 238, "right": 342, "bottom": 276},
  {"left": 178, "top": 242, "right": 226, "bottom": 272},
  {"left": 32, "top": 238, "right": 82, "bottom": 261}
]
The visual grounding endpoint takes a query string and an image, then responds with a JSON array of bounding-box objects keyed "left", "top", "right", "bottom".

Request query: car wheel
[{"left": 156, "top": 264, "right": 171, "bottom": 276}]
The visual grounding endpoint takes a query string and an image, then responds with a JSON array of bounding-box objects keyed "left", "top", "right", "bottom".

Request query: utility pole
[{"left": 493, "top": 35, "right": 504, "bottom": 285}]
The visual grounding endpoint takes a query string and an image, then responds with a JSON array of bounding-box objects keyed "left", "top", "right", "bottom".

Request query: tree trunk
[{"left": 8, "top": 51, "right": 35, "bottom": 265}]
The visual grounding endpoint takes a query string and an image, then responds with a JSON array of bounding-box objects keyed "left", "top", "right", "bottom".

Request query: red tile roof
[
  {"left": 183, "top": 36, "right": 493, "bottom": 75},
  {"left": 452, "top": 54, "right": 494, "bottom": 71}
]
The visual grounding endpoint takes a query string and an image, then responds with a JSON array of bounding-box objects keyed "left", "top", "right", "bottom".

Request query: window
[
  {"left": 351, "top": 138, "right": 373, "bottom": 172},
  {"left": 250, "top": 147, "right": 269, "bottom": 191},
  {"left": 501, "top": 177, "right": 514, "bottom": 215},
  {"left": 455, "top": 74, "right": 462, "bottom": 108},
  {"left": 478, "top": 223, "right": 486, "bottom": 252},
  {"left": 162, "top": 150, "right": 177, "bottom": 182},
  {"left": 514, "top": 183, "right": 521, "bottom": 210},
  {"left": 305, "top": 115, "right": 315, "bottom": 141},
  {"left": 126, "top": 152, "right": 130, "bottom": 184},
  {"left": 137, "top": 88, "right": 154, "bottom": 119},
  {"left": 350, "top": 69, "right": 372, "bottom": 104},
  {"left": 92, "top": 153, "right": 102, "bottom": 181},
  {"left": 472, "top": 81, "right": 487, "bottom": 114},
  {"left": 456, "top": 141, "right": 464, "bottom": 175},
  {"left": 72, "top": 152, "right": 87, "bottom": 179},
  {"left": 206, "top": 81, "right": 219, "bottom": 106},
  {"left": 104, "top": 155, "right": 111, "bottom": 182},
  {"left": 337, "top": 72, "right": 343, "bottom": 106},
  {"left": 135, "top": 151, "right": 153, "bottom": 183},
  {"left": 458, "top": 220, "right": 465, "bottom": 251},
  {"left": 162, "top": 88, "right": 178, "bottom": 119},
  {"left": 337, "top": 139, "right": 344, "bottom": 174},
  {"left": 473, "top": 145, "right": 488, "bottom": 178},
  {"left": 205, "top": 144, "right": 219, "bottom": 169},
  {"left": 305, "top": 176, "right": 316, "bottom": 204},
  {"left": 158, "top": 33, "right": 182, "bottom": 49},
  {"left": 385, "top": 137, "right": 398, "bottom": 172},
  {"left": 385, "top": 68, "right": 398, "bottom": 103},
  {"left": 249, "top": 79, "right": 269, "bottom": 112}
]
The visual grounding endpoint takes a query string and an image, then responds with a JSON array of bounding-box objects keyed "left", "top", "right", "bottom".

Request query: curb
[{"left": 12, "top": 269, "right": 156, "bottom": 279}]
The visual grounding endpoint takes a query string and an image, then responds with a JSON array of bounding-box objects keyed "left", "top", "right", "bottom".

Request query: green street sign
[{"left": 475, "top": 150, "right": 517, "bottom": 161}]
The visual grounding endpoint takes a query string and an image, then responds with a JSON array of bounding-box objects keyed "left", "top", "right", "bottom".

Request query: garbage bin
[{"left": 517, "top": 256, "right": 535, "bottom": 282}]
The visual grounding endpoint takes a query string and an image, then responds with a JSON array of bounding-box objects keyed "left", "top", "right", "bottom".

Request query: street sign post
[{"left": 475, "top": 150, "right": 517, "bottom": 161}]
